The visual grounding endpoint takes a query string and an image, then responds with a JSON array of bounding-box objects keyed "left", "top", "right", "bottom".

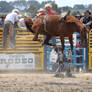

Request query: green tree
[
  {"left": 0, "top": 1, "right": 14, "bottom": 12},
  {"left": 52, "top": 2, "right": 61, "bottom": 14},
  {"left": 27, "top": 4, "right": 38, "bottom": 17}
]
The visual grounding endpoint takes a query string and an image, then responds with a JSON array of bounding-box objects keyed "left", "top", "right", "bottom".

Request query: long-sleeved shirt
[{"left": 47, "top": 9, "right": 56, "bottom": 15}]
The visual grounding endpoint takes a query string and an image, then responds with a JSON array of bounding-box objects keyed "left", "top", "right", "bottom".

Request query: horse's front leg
[
  {"left": 33, "top": 31, "right": 42, "bottom": 42},
  {"left": 54, "top": 37, "right": 65, "bottom": 77}
]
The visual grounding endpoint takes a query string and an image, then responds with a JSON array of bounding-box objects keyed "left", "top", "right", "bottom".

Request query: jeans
[{"left": 3, "top": 21, "right": 16, "bottom": 48}]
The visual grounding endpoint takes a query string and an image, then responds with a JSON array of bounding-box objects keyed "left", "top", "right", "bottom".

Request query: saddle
[{"left": 43, "top": 11, "right": 70, "bottom": 33}]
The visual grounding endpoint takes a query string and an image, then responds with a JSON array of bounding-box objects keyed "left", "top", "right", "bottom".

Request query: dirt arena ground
[{"left": 0, "top": 72, "right": 92, "bottom": 92}]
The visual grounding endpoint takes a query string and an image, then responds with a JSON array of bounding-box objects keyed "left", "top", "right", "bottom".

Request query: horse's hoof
[
  {"left": 68, "top": 59, "right": 72, "bottom": 63},
  {"left": 54, "top": 73, "right": 61, "bottom": 78},
  {"left": 50, "top": 44, "right": 56, "bottom": 47},
  {"left": 65, "top": 72, "right": 75, "bottom": 78},
  {"left": 54, "top": 72, "right": 64, "bottom": 78}
]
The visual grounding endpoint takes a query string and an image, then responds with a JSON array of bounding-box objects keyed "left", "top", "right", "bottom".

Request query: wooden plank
[
  {"left": 16, "top": 44, "right": 42, "bottom": 46},
  {"left": 0, "top": 28, "right": 3, "bottom": 30},
  {"left": 0, "top": 32, "right": 3, "bottom": 34},
  {"left": 16, "top": 41, "right": 40, "bottom": 44},
  {"left": 17, "top": 32, "right": 32, "bottom": 35},
  {"left": 0, "top": 44, "right": 42, "bottom": 47},
  {"left": 0, "top": 50, "right": 44, "bottom": 53},
  {"left": 16, "top": 35, "right": 44, "bottom": 38},
  {"left": 0, "top": 47, "right": 43, "bottom": 49},
  {"left": 16, "top": 38, "right": 43, "bottom": 41}
]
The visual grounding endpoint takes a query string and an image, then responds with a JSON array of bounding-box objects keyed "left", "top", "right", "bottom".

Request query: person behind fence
[
  {"left": 0, "top": 15, "right": 6, "bottom": 27},
  {"left": 81, "top": 10, "right": 92, "bottom": 30},
  {"left": 2, "top": 9, "right": 20, "bottom": 49},
  {"left": 18, "top": 13, "right": 29, "bottom": 28}
]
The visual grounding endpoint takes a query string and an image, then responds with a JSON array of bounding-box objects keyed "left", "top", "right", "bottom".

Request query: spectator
[
  {"left": 0, "top": 16, "right": 5, "bottom": 27},
  {"left": 76, "top": 41, "right": 80, "bottom": 48},
  {"left": 2, "top": 9, "right": 20, "bottom": 49},
  {"left": 81, "top": 10, "right": 92, "bottom": 30},
  {"left": 18, "top": 13, "right": 29, "bottom": 28}
]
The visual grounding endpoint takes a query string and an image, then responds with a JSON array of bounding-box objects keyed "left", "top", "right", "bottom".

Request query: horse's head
[
  {"left": 24, "top": 17, "right": 34, "bottom": 33},
  {"left": 80, "top": 26, "right": 88, "bottom": 48},
  {"left": 72, "top": 18, "right": 89, "bottom": 48}
]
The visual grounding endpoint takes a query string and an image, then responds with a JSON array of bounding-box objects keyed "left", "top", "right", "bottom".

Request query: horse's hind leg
[
  {"left": 68, "top": 35, "right": 73, "bottom": 62},
  {"left": 54, "top": 37, "right": 65, "bottom": 77},
  {"left": 65, "top": 35, "right": 73, "bottom": 77},
  {"left": 55, "top": 63, "right": 64, "bottom": 77},
  {"left": 59, "top": 36, "right": 65, "bottom": 61},
  {"left": 60, "top": 36, "right": 65, "bottom": 53}
]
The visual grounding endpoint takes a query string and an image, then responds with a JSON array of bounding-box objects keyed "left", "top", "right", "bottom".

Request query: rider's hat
[
  {"left": 84, "top": 10, "right": 91, "bottom": 15},
  {"left": 75, "top": 13, "right": 81, "bottom": 17},
  {"left": 45, "top": 4, "right": 52, "bottom": 8}
]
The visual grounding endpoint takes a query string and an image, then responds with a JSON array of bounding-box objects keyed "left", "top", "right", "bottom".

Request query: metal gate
[
  {"left": 0, "top": 28, "right": 44, "bottom": 70},
  {"left": 45, "top": 33, "right": 85, "bottom": 71},
  {"left": 89, "top": 29, "right": 92, "bottom": 70}
]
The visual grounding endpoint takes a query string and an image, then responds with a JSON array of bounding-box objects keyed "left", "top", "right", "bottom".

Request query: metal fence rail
[{"left": 0, "top": 28, "right": 44, "bottom": 70}]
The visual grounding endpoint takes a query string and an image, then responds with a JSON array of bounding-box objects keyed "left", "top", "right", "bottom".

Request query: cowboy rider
[
  {"left": 45, "top": 4, "right": 56, "bottom": 15},
  {"left": 37, "top": 8, "right": 46, "bottom": 17}
]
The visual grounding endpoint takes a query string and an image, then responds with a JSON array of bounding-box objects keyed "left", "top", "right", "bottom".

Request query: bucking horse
[{"left": 24, "top": 12, "right": 88, "bottom": 77}]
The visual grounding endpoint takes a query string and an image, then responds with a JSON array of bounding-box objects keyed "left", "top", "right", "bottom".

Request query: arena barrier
[
  {"left": 0, "top": 28, "right": 44, "bottom": 70},
  {"left": 89, "top": 29, "right": 92, "bottom": 70},
  {"left": 45, "top": 33, "right": 85, "bottom": 71}
]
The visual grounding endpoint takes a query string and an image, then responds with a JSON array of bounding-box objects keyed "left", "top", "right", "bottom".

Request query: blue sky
[{"left": 1, "top": 0, "right": 92, "bottom": 7}]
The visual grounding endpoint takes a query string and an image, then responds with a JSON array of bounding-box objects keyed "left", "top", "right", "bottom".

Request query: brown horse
[
  {"left": 24, "top": 15, "right": 88, "bottom": 77},
  {"left": 24, "top": 15, "right": 88, "bottom": 53}
]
